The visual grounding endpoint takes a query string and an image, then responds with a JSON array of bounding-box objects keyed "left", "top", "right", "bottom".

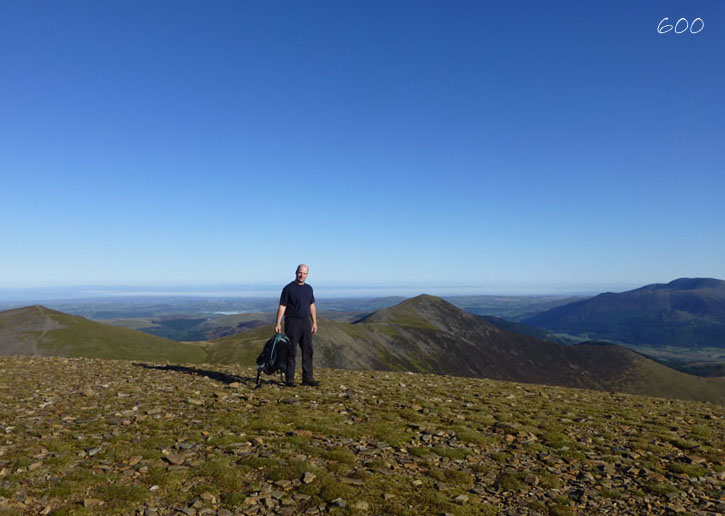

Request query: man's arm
[
  {"left": 310, "top": 302, "right": 317, "bottom": 334},
  {"left": 274, "top": 305, "right": 286, "bottom": 333}
]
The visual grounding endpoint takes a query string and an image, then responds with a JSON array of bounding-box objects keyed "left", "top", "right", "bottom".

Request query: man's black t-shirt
[{"left": 279, "top": 281, "right": 315, "bottom": 319}]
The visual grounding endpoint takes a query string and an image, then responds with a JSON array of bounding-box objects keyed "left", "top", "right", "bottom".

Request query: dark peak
[
  {"left": 637, "top": 277, "right": 723, "bottom": 292},
  {"left": 399, "top": 294, "right": 449, "bottom": 306},
  {"left": 1, "top": 304, "right": 52, "bottom": 316},
  {"left": 665, "top": 278, "right": 724, "bottom": 290},
  {"left": 31, "top": 304, "right": 55, "bottom": 312},
  {"left": 389, "top": 294, "right": 463, "bottom": 314},
  {"left": 360, "top": 294, "right": 467, "bottom": 327}
]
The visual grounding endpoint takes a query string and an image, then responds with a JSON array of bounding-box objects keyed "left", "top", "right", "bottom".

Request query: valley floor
[{"left": 0, "top": 357, "right": 724, "bottom": 515}]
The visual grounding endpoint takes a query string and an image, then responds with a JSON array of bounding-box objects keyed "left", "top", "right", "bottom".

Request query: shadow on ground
[{"left": 133, "top": 363, "right": 274, "bottom": 386}]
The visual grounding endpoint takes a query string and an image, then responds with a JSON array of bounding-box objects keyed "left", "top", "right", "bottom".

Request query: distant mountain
[
  {"left": 523, "top": 278, "right": 725, "bottom": 349},
  {"left": 95, "top": 295, "right": 582, "bottom": 341},
  {"left": 0, "top": 305, "right": 206, "bottom": 362},
  {"left": 2, "top": 299, "right": 722, "bottom": 403},
  {"left": 211, "top": 295, "right": 725, "bottom": 403}
]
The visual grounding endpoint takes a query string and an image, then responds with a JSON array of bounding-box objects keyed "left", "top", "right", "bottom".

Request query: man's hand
[
  {"left": 275, "top": 305, "right": 286, "bottom": 334},
  {"left": 310, "top": 303, "right": 317, "bottom": 334}
]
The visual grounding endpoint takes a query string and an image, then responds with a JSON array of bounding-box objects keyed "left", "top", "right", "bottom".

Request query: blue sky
[{"left": 1, "top": 1, "right": 723, "bottom": 294}]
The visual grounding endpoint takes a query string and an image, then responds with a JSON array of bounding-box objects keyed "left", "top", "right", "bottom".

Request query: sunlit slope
[
  {"left": 3, "top": 301, "right": 722, "bottom": 403},
  {"left": 0, "top": 305, "right": 206, "bottom": 362},
  {"left": 207, "top": 295, "right": 725, "bottom": 403}
]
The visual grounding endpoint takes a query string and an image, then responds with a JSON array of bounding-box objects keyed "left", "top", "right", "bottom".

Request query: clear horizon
[
  {"left": 2, "top": 1, "right": 723, "bottom": 287},
  {"left": 0, "top": 277, "right": 708, "bottom": 303}
]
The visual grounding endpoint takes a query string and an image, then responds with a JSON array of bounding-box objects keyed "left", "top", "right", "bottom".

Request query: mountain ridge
[
  {"left": 210, "top": 295, "right": 725, "bottom": 403},
  {"left": 523, "top": 277, "right": 725, "bottom": 349},
  {"left": 2, "top": 297, "right": 724, "bottom": 403}
]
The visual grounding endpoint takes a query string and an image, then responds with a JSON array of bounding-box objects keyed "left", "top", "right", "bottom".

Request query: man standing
[{"left": 275, "top": 264, "right": 319, "bottom": 387}]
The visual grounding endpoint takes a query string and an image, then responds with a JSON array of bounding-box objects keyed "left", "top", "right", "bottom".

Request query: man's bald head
[{"left": 295, "top": 264, "right": 309, "bottom": 285}]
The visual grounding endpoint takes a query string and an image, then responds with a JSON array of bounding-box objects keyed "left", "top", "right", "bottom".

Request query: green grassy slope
[
  {"left": 204, "top": 325, "right": 270, "bottom": 365},
  {"left": 628, "top": 354, "right": 725, "bottom": 402},
  {"left": 205, "top": 296, "right": 725, "bottom": 404},
  {"left": 3, "top": 301, "right": 723, "bottom": 404},
  {"left": 0, "top": 305, "right": 207, "bottom": 363}
]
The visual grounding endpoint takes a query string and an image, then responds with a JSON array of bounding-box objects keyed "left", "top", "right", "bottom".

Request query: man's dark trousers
[{"left": 283, "top": 316, "right": 313, "bottom": 382}]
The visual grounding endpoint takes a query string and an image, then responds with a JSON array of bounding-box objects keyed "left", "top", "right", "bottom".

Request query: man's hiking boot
[
  {"left": 302, "top": 378, "right": 320, "bottom": 387},
  {"left": 285, "top": 380, "right": 297, "bottom": 387}
]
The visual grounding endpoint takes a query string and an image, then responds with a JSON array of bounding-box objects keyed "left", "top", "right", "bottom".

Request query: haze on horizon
[
  {"left": 1, "top": 1, "right": 723, "bottom": 290},
  {"left": 0, "top": 278, "right": 706, "bottom": 304}
]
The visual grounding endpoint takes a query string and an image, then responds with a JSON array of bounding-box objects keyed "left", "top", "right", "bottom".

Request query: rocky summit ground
[{"left": 0, "top": 357, "right": 724, "bottom": 516}]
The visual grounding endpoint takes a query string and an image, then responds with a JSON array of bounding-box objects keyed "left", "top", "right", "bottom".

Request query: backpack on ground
[{"left": 255, "top": 333, "right": 290, "bottom": 388}]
